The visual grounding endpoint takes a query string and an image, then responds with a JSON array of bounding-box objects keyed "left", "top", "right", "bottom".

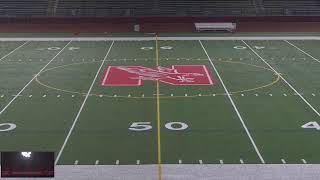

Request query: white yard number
[
  {"left": 47, "top": 47, "right": 61, "bottom": 50},
  {"left": 165, "top": 122, "right": 188, "bottom": 131},
  {"left": 141, "top": 46, "right": 173, "bottom": 50},
  {"left": 129, "top": 122, "right": 152, "bottom": 131},
  {"left": 0, "top": 123, "right": 16, "bottom": 132},
  {"left": 160, "top": 46, "right": 173, "bottom": 50},
  {"left": 141, "top": 47, "right": 154, "bottom": 50},
  {"left": 233, "top": 46, "right": 265, "bottom": 50},
  {"left": 129, "top": 121, "right": 188, "bottom": 131},
  {"left": 301, "top": 122, "right": 320, "bottom": 130},
  {"left": 38, "top": 47, "right": 80, "bottom": 51}
]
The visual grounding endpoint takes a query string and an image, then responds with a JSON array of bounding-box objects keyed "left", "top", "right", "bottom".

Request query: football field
[{"left": 0, "top": 36, "right": 319, "bottom": 169}]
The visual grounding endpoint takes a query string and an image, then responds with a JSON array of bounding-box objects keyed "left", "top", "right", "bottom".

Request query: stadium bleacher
[
  {"left": 261, "top": 0, "right": 320, "bottom": 15},
  {"left": 55, "top": 0, "right": 254, "bottom": 16},
  {"left": 0, "top": 0, "right": 49, "bottom": 16},
  {"left": 0, "top": 0, "right": 319, "bottom": 17}
]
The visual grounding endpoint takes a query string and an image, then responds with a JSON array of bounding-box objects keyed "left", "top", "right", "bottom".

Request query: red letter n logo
[{"left": 101, "top": 65, "right": 215, "bottom": 86}]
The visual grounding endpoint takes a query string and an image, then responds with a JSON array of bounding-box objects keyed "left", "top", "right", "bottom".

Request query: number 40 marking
[{"left": 301, "top": 121, "right": 320, "bottom": 130}]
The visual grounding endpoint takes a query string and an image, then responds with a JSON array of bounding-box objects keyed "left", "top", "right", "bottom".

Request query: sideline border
[{"left": 0, "top": 36, "right": 320, "bottom": 41}]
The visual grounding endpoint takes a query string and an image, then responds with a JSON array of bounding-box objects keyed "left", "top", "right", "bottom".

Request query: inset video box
[{"left": 1, "top": 151, "right": 54, "bottom": 178}]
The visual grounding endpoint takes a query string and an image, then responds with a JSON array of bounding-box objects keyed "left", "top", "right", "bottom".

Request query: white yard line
[
  {"left": 1, "top": 36, "right": 320, "bottom": 42},
  {"left": 242, "top": 40, "right": 320, "bottom": 117},
  {"left": 0, "top": 41, "right": 29, "bottom": 62},
  {"left": 284, "top": 40, "right": 320, "bottom": 63},
  {"left": 0, "top": 41, "right": 72, "bottom": 116},
  {"left": 55, "top": 41, "right": 115, "bottom": 165},
  {"left": 199, "top": 40, "right": 265, "bottom": 164}
]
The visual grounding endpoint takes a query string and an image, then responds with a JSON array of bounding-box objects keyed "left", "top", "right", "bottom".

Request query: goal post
[{"left": 194, "top": 23, "right": 236, "bottom": 32}]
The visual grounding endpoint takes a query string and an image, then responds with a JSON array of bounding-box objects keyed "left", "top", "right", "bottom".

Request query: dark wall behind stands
[{"left": 0, "top": 16, "right": 319, "bottom": 33}]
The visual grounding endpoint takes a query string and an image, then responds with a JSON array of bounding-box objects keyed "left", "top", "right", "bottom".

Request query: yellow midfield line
[{"left": 155, "top": 35, "right": 162, "bottom": 180}]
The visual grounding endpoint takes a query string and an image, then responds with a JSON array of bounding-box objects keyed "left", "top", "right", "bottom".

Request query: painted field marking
[
  {"left": 240, "top": 159, "right": 244, "bottom": 164},
  {"left": 199, "top": 40, "right": 265, "bottom": 164},
  {"left": 0, "top": 41, "right": 28, "bottom": 63},
  {"left": 242, "top": 40, "right": 320, "bottom": 118},
  {"left": 155, "top": 36, "right": 162, "bottom": 180},
  {"left": 55, "top": 41, "right": 114, "bottom": 165},
  {"left": 0, "top": 41, "right": 72, "bottom": 116},
  {"left": 11, "top": 95, "right": 22, "bottom": 97},
  {"left": 136, "top": 160, "right": 140, "bottom": 165},
  {"left": 301, "top": 159, "right": 307, "bottom": 164},
  {"left": 284, "top": 40, "right": 320, "bottom": 63},
  {"left": 74, "top": 160, "right": 78, "bottom": 165},
  {"left": 116, "top": 160, "right": 119, "bottom": 165},
  {"left": 281, "top": 159, "right": 286, "bottom": 164},
  {"left": 199, "top": 160, "right": 203, "bottom": 164}
]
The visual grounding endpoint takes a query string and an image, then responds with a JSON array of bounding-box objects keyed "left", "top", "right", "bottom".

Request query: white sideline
[
  {"left": 0, "top": 41, "right": 28, "bottom": 62},
  {"left": 1, "top": 36, "right": 320, "bottom": 41},
  {"left": 199, "top": 40, "right": 265, "bottom": 164},
  {"left": 242, "top": 40, "right": 320, "bottom": 117},
  {"left": 284, "top": 40, "right": 320, "bottom": 63},
  {"left": 0, "top": 41, "right": 72, "bottom": 116},
  {"left": 55, "top": 41, "right": 115, "bottom": 165},
  {"left": 1, "top": 164, "right": 320, "bottom": 180}
]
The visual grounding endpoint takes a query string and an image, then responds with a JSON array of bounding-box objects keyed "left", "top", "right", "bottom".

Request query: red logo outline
[{"left": 101, "top": 65, "right": 215, "bottom": 86}]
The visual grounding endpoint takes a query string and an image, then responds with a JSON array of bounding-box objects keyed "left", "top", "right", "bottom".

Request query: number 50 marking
[{"left": 129, "top": 121, "right": 188, "bottom": 131}]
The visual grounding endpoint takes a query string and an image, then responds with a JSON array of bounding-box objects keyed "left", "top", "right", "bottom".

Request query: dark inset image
[{"left": 1, "top": 152, "right": 54, "bottom": 178}]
